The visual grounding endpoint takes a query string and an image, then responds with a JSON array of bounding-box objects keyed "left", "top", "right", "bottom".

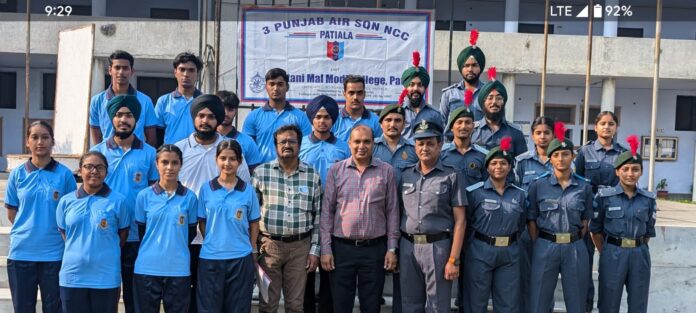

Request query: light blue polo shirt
[
  {"left": 56, "top": 185, "right": 131, "bottom": 289},
  {"left": 155, "top": 89, "right": 203, "bottom": 144},
  {"left": 4, "top": 159, "right": 77, "bottom": 261},
  {"left": 223, "top": 127, "right": 264, "bottom": 167},
  {"left": 242, "top": 102, "right": 312, "bottom": 164},
  {"left": 91, "top": 137, "right": 158, "bottom": 242},
  {"left": 89, "top": 85, "right": 158, "bottom": 142},
  {"left": 134, "top": 182, "right": 199, "bottom": 277},
  {"left": 197, "top": 178, "right": 261, "bottom": 260},
  {"left": 331, "top": 108, "right": 383, "bottom": 143},
  {"left": 299, "top": 133, "right": 350, "bottom": 185}
]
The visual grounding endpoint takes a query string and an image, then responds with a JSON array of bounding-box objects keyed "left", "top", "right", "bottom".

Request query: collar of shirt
[
  {"left": 483, "top": 177, "right": 516, "bottom": 192},
  {"left": 476, "top": 117, "right": 511, "bottom": 130},
  {"left": 209, "top": 176, "right": 246, "bottom": 191},
  {"left": 225, "top": 126, "right": 239, "bottom": 139},
  {"left": 404, "top": 101, "right": 437, "bottom": 114},
  {"left": 262, "top": 101, "right": 296, "bottom": 112},
  {"left": 592, "top": 139, "right": 623, "bottom": 152},
  {"left": 171, "top": 88, "right": 203, "bottom": 99},
  {"left": 412, "top": 160, "right": 446, "bottom": 175},
  {"left": 309, "top": 132, "right": 337, "bottom": 144},
  {"left": 613, "top": 183, "right": 651, "bottom": 199},
  {"left": 548, "top": 173, "right": 580, "bottom": 187},
  {"left": 76, "top": 183, "right": 112, "bottom": 199},
  {"left": 24, "top": 157, "right": 58, "bottom": 173},
  {"left": 186, "top": 133, "right": 223, "bottom": 149},
  {"left": 271, "top": 159, "right": 308, "bottom": 176},
  {"left": 340, "top": 107, "right": 371, "bottom": 120},
  {"left": 106, "top": 136, "right": 144, "bottom": 150},
  {"left": 458, "top": 79, "right": 484, "bottom": 92},
  {"left": 347, "top": 157, "right": 379, "bottom": 169},
  {"left": 105, "top": 84, "right": 136, "bottom": 100},
  {"left": 152, "top": 181, "right": 187, "bottom": 196},
  {"left": 375, "top": 135, "right": 412, "bottom": 149}
]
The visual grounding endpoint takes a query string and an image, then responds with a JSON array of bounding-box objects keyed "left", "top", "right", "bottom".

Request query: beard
[
  {"left": 463, "top": 72, "right": 481, "bottom": 85},
  {"left": 485, "top": 108, "right": 505, "bottom": 122},
  {"left": 409, "top": 93, "right": 423, "bottom": 108},
  {"left": 195, "top": 129, "right": 217, "bottom": 141},
  {"left": 114, "top": 129, "right": 133, "bottom": 140}
]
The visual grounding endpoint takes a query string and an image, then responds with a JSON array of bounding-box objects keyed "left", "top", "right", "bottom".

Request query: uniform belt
[
  {"left": 261, "top": 231, "right": 312, "bottom": 243},
  {"left": 332, "top": 235, "right": 386, "bottom": 247},
  {"left": 539, "top": 230, "right": 581, "bottom": 244},
  {"left": 473, "top": 231, "right": 518, "bottom": 247},
  {"left": 401, "top": 231, "right": 450, "bottom": 244},
  {"left": 606, "top": 235, "right": 648, "bottom": 248}
]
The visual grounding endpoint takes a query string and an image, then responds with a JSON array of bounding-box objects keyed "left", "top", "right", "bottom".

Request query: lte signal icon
[{"left": 577, "top": 4, "right": 603, "bottom": 18}]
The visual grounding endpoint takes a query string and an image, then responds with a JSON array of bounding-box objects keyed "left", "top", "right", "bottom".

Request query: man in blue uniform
[
  {"left": 216, "top": 90, "right": 263, "bottom": 172},
  {"left": 331, "top": 75, "right": 382, "bottom": 143},
  {"left": 90, "top": 95, "right": 159, "bottom": 313},
  {"left": 399, "top": 52, "right": 442, "bottom": 139},
  {"left": 373, "top": 104, "right": 418, "bottom": 172}
]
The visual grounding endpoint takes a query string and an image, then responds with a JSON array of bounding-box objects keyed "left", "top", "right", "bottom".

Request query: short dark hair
[
  {"left": 27, "top": 120, "right": 54, "bottom": 140},
  {"left": 79, "top": 151, "right": 109, "bottom": 171},
  {"left": 216, "top": 139, "right": 244, "bottom": 164},
  {"left": 109, "top": 50, "right": 134, "bottom": 67},
  {"left": 173, "top": 52, "right": 203, "bottom": 71},
  {"left": 216, "top": 90, "right": 240, "bottom": 110},
  {"left": 343, "top": 75, "right": 365, "bottom": 91},
  {"left": 531, "top": 116, "right": 555, "bottom": 132},
  {"left": 594, "top": 111, "right": 619, "bottom": 125},
  {"left": 156, "top": 144, "right": 183, "bottom": 164},
  {"left": 273, "top": 124, "right": 302, "bottom": 149},
  {"left": 265, "top": 68, "right": 289, "bottom": 83}
]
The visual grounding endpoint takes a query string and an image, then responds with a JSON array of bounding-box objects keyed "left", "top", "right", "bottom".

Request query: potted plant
[{"left": 656, "top": 178, "right": 668, "bottom": 199}]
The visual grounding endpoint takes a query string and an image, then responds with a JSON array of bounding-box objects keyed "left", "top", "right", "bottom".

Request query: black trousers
[
  {"left": 197, "top": 255, "right": 255, "bottom": 313},
  {"left": 329, "top": 239, "right": 386, "bottom": 313},
  {"left": 189, "top": 244, "right": 201, "bottom": 313},
  {"left": 304, "top": 268, "right": 334, "bottom": 313},
  {"left": 60, "top": 287, "right": 119, "bottom": 313},
  {"left": 133, "top": 274, "right": 191, "bottom": 313},
  {"left": 121, "top": 242, "right": 140, "bottom": 313},
  {"left": 7, "top": 259, "right": 62, "bottom": 313}
]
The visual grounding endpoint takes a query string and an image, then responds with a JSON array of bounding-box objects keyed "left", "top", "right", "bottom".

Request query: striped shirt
[
  {"left": 252, "top": 160, "right": 322, "bottom": 256},
  {"left": 320, "top": 158, "right": 400, "bottom": 255}
]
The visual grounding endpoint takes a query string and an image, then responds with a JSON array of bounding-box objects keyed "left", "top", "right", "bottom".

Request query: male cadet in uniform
[
  {"left": 399, "top": 120, "right": 467, "bottom": 313},
  {"left": 298, "top": 95, "right": 350, "bottom": 313},
  {"left": 90, "top": 50, "right": 158, "bottom": 146},
  {"left": 399, "top": 51, "right": 442, "bottom": 140},
  {"left": 253, "top": 124, "right": 323, "bottom": 313},
  {"left": 471, "top": 68, "right": 527, "bottom": 157},
  {"left": 440, "top": 29, "right": 487, "bottom": 140},
  {"left": 216, "top": 90, "right": 263, "bottom": 172},
  {"left": 321, "top": 125, "right": 400, "bottom": 313},
  {"left": 155, "top": 52, "right": 204, "bottom": 145},
  {"left": 243, "top": 68, "right": 313, "bottom": 163},
  {"left": 330, "top": 75, "right": 382, "bottom": 143},
  {"left": 174, "top": 95, "right": 250, "bottom": 313},
  {"left": 90, "top": 95, "right": 158, "bottom": 313}
]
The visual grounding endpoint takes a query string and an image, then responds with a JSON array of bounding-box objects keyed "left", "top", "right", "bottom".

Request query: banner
[{"left": 240, "top": 6, "right": 434, "bottom": 108}]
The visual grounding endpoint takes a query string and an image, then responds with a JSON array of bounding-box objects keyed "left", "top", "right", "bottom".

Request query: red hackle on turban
[
  {"left": 412, "top": 50, "right": 421, "bottom": 68},
  {"left": 469, "top": 29, "right": 479, "bottom": 47},
  {"left": 488, "top": 66, "right": 497, "bottom": 81},
  {"left": 464, "top": 89, "right": 473, "bottom": 109},
  {"left": 500, "top": 136, "right": 512, "bottom": 154},
  {"left": 554, "top": 121, "right": 566, "bottom": 141},
  {"left": 627, "top": 135, "right": 639, "bottom": 157},
  {"left": 398, "top": 89, "right": 408, "bottom": 105}
]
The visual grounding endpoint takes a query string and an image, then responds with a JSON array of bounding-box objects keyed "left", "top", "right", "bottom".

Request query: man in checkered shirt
[{"left": 252, "top": 124, "right": 322, "bottom": 313}]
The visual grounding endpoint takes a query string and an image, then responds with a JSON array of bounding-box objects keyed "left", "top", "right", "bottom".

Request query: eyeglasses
[
  {"left": 486, "top": 95, "right": 504, "bottom": 101},
  {"left": 82, "top": 164, "right": 107, "bottom": 173},
  {"left": 277, "top": 140, "right": 298, "bottom": 146}
]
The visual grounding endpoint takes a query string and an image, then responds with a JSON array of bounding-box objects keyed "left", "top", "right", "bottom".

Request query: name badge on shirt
[
  {"left": 52, "top": 190, "right": 60, "bottom": 201},
  {"left": 298, "top": 186, "right": 309, "bottom": 194},
  {"left": 525, "top": 171, "right": 536, "bottom": 175},
  {"left": 484, "top": 199, "right": 497, "bottom": 204},
  {"left": 235, "top": 209, "right": 243, "bottom": 220},
  {"left": 402, "top": 183, "right": 414, "bottom": 189},
  {"left": 608, "top": 206, "right": 622, "bottom": 211}
]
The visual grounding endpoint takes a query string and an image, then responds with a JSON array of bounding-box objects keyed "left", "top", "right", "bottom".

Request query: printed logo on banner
[
  {"left": 249, "top": 73, "right": 265, "bottom": 93},
  {"left": 326, "top": 41, "right": 345, "bottom": 61}
]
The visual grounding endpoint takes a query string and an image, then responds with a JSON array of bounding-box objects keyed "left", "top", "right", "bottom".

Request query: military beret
[
  {"left": 446, "top": 105, "right": 475, "bottom": 131},
  {"left": 614, "top": 135, "right": 643, "bottom": 169},
  {"left": 379, "top": 104, "right": 405, "bottom": 123},
  {"left": 484, "top": 137, "right": 514, "bottom": 168}
]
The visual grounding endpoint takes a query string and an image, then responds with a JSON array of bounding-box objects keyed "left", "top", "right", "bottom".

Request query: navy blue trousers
[
  {"left": 197, "top": 254, "right": 255, "bottom": 313},
  {"left": 7, "top": 259, "right": 62, "bottom": 313},
  {"left": 133, "top": 274, "right": 191, "bottom": 313},
  {"left": 60, "top": 287, "right": 119, "bottom": 313},
  {"left": 121, "top": 242, "right": 140, "bottom": 313}
]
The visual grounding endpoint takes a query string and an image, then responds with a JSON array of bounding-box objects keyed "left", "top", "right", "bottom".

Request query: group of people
[{"left": 4, "top": 31, "right": 654, "bottom": 313}]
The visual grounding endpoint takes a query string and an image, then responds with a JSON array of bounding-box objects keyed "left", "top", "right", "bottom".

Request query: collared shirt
[
  {"left": 89, "top": 84, "right": 158, "bottom": 142},
  {"left": 439, "top": 80, "right": 485, "bottom": 129},
  {"left": 465, "top": 178, "right": 527, "bottom": 236},
  {"left": 252, "top": 160, "right": 323, "bottom": 256},
  {"left": 440, "top": 142, "right": 488, "bottom": 189},
  {"left": 399, "top": 161, "right": 467, "bottom": 234},
  {"left": 400, "top": 99, "right": 443, "bottom": 140},
  {"left": 471, "top": 118, "right": 528, "bottom": 157},
  {"left": 242, "top": 102, "right": 313, "bottom": 163},
  {"left": 155, "top": 89, "right": 203, "bottom": 144},
  {"left": 574, "top": 140, "right": 627, "bottom": 192},
  {"left": 134, "top": 182, "right": 200, "bottom": 277},
  {"left": 591, "top": 184, "right": 657, "bottom": 239},
  {"left": 4, "top": 159, "right": 77, "bottom": 261},
  {"left": 320, "top": 158, "right": 400, "bottom": 254},
  {"left": 527, "top": 173, "right": 593, "bottom": 234},
  {"left": 56, "top": 184, "right": 131, "bottom": 288},
  {"left": 372, "top": 136, "right": 418, "bottom": 173},
  {"left": 514, "top": 148, "right": 552, "bottom": 191},
  {"left": 224, "top": 127, "right": 264, "bottom": 167},
  {"left": 331, "top": 107, "right": 383, "bottom": 143},
  {"left": 299, "top": 133, "right": 350, "bottom": 185},
  {"left": 197, "top": 178, "right": 261, "bottom": 260},
  {"left": 91, "top": 136, "right": 158, "bottom": 242}
]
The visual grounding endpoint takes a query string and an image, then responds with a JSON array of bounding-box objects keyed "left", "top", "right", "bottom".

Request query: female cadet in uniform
[
  {"left": 574, "top": 111, "right": 626, "bottom": 312},
  {"left": 463, "top": 137, "right": 527, "bottom": 313},
  {"left": 4, "top": 121, "right": 77, "bottom": 313},
  {"left": 527, "top": 122, "right": 593, "bottom": 313},
  {"left": 56, "top": 151, "right": 131, "bottom": 313},
  {"left": 133, "top": 144, "right": 200, "bottom": 312},
  {"left": 197, "top": 140, "right": 260, "bottom": 313},
  {"left": 591, "top": 136, "right": 656, "bottom": 313}
]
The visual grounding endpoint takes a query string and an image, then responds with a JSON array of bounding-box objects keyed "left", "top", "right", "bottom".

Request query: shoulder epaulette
[
  {"left": 466, "top": 181, "right": 484, "bottom": 192},
  {"left": 637, "top": 188, "right": 656, "bottom": 199},
  {"left": 508, "top": 122, "right": 523, "bottom": 131},
  {"left": 441, "top": 83, "right": 460, "bottom": 92},
  {"left": 534, "top": 172, "right": 551, "bottom": 180},
  {"left": 509, "top": 183, "right": 526, "bottom": 193},
  {"left": 572, "top": 173, "right": 591, "bottom": 184},
  {"left": 515, "top": 150, "right": 533, "bottom": 161},
  {"left": 473, "top": 144, "right": 489, "bottom": 155},
  {"left": 584, "top": 140, "right": 593, "bottom": 146}
]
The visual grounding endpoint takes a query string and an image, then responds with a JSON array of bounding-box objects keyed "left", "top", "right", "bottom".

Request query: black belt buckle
[{"left": 352, "top": 239, "right": 370, "bottom": 247}]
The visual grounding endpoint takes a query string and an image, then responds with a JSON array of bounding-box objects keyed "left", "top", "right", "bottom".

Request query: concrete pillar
[
  {"left": 91, "top": 0, "right": 107, "bottom": 16},
  {"left": 404, "top": 0, "right": 417, "bottom": 10},
  {"left": 503, "top": 73, "right": 516, "bottom": 122},
  {"left": 90, "top": 59, "right": 106, "bottom": 147},
  {"left": 604, "top": 0, "right": 619, "bottom": 37},
  {"left": 504, "top": 0, "right": 519, "bottom": 33},
  {"left": 600, "top": 77, "right": 616, "bottom": 112}
]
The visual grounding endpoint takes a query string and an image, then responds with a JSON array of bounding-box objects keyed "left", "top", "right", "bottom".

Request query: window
[
  {"left": 137, "top": 76, "right": 177, "bottom": 107},
  {"left": 675, "top": 96, "right": 696, "bottom": 131},
  {"left": 535, "top": 104, "right": 574, "bottom": 125},
  {"left": 0, "top": 71, "right": 17, "bottom": 109},
  {"left": 435, "top": 20, "right": 466, "bottom": 31},
  {"left": 150, "top": 8, "right": 189, "bottom": 20},
  {"left": 42, "top": 73, "right": 56, "bottom": 110},
  {"left": 618, "top": 27, "right": 643, "bottom": 38},
  {"left": 519, "top": 23, "right": 554, "bottom": 34},
  {"left": 580, "top": 106, "right": 622, "bottom": 126},
  {"left": 0, "top": 0, "right": 18, "bottom": 12}
]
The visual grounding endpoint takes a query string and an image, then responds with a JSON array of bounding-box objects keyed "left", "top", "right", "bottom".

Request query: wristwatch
[
  {"left": 448, "top": 256, "right": 460, "bottom": 266},
  {"left": 388, "top": 248, "right": 397, "bottom": 254}
]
